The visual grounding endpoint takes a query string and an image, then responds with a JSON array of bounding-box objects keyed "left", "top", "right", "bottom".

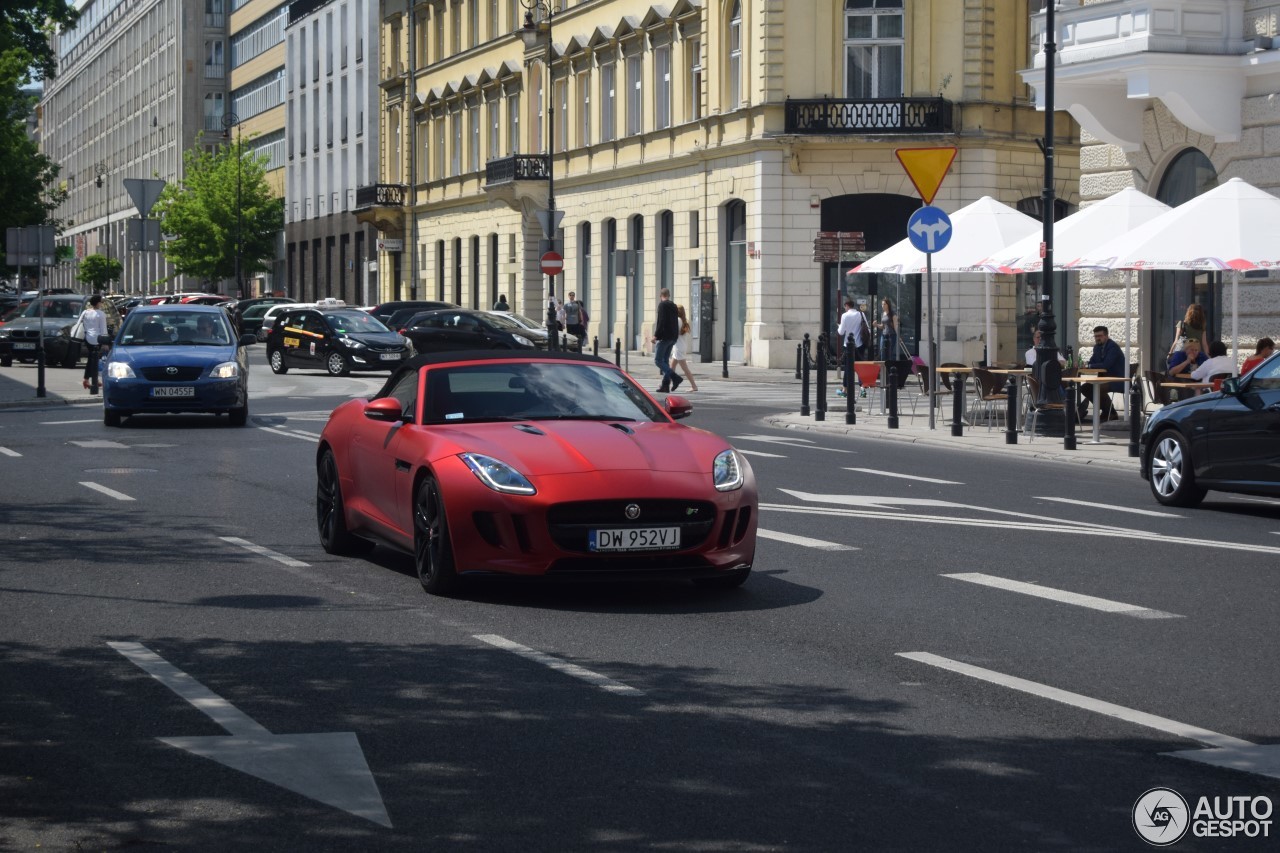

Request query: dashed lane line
[
  {"left": 845, "top": 467, "right": 961, "bottom": 485},
  {"left": 757, "top": 529, "right": 857, "bottom": 551},
  {"left": 1033, "top": 496, "right": 1182, "bottom": 519},
  {"left": 0, "top": 446, "right": 20, "bottom": 457},
  {"left": 40, "top": 418, "right": 100, "bottom": 425},
  {"left": 218, "top": 536, "right": 310, "bottom": 568},
  {"left": 255, "top": 425, "right": 319, "bottom": 442},
  {"left": 737, "top": 449, "right": 786, "bottom": 458},
  {"left": 473, "top": 634, "right": 643, "bottom": 696},
  {"left": 942, "top": 572, "right": 1182, "bottom": 619},
  {"left": 79, "top": 481, "right": 136, "bottom": 501}
]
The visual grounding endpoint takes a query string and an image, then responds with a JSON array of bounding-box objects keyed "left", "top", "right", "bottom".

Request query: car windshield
[
  {"left": 20, "top": 298, "right": 82, "bottom": 319},
  {"left": 326, "top": 311, "right": 390, "bottom": 335},
  {"left": 420, "top": 361, "right": 664, "bottom": 424},
  {"left": 118, "top": 312, "right": 233, "bottom": 346},
  {"left": 480, "top": 313, "right": 525, "bottom": 332},
  {"left": 242, "top": 304, "right": 273, "bottom": 319},
  {"left": 503, "top": 313, "right": 551, "bottom": 331}
]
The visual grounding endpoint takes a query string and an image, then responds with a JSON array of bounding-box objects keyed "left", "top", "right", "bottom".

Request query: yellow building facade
[{"left": 368, "top": 0, "right": 1079, "bottom": 367}]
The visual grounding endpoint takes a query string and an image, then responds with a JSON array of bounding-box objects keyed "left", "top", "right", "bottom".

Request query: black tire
[
  {"left": 692, "top": 568, "right": 751, "bottom": 590},
  {"left": 316, "top": 449, "right": 375, "bottom": 556},
  {"left": 414, "top": 474, "right": 458, "bottom": 595},
  {"left": 1149, "top": 430, "right": 1207, "bottom": 507},
  {"left": 326, "top": 351, "right": 350, "bottom": 376},
  {"left": 228, "top": 405, "right": 248, "bottom": 427},
  {"left": 103, "top": 409, "right": 122, "bottom": 427},
  {"left": 0, "top": 357, "right": 11, "bottom": 367},
  {"left": 60, "top": 343, "right": 79, "bottom": 368},
  {"left": 269, "top": 348, "right": 288, "bottom": 374}
]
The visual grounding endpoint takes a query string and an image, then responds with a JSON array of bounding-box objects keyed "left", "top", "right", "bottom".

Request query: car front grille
[
  {"left": 140, "top": 366, "right": 205, "bottom": 381},
  {"left": 11, "top": 329, "right": 40, "bottom": 341},
  {"left": 546, "top": 499, "right": 717, "bottom": 553},
  {"left": 368, "top": 346, "right": 405, "bottom": 353}
]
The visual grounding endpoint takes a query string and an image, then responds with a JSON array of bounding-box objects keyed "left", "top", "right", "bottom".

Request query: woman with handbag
[
  {"left": 77, "top": 294, "right": 109, "bottom": 394},
  {"left": 1168, "top": 303, "right": 1207, "bottom": 360},
  {"left": 875, "top": 297, "right": 899, "bottom": 362}
]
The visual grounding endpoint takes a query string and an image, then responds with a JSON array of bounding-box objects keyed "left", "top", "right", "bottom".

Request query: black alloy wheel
[
  {"left": 327, "top": 351, "right": 350, "bottom": 376},
  {"left": 316, "top": 449, "right": 374, "bottom": 555},
  {"left": 1148, "top": 429, "right": 1207, "bottom": 507},
  {"left": 414, "top": 474, "right": 457, "bottom": 595},
  {"left": 269, "top": 348, "right": 288, "bottom": 374}
]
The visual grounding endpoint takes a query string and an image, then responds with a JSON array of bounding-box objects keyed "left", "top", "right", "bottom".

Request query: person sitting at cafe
[
  {"left": 1076, "top": 325, "right": 1126, "bottom": 422},
  {"left": 1024, "top": 328, "right": 1066, "bottom": 367},
  {"left": 1190, "top": 340, "right": 1236, "bottom": 383},
  {"left": 1166, "top": 339, "right": 1207, "bottom": 379},
  {"left": 1240, "top": 337, "right": 1274, "bottom": 376}
]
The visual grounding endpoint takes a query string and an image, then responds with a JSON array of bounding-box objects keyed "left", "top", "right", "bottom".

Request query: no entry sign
[{"left": 540, "top": 251, "right": 564, "bottom": 276}]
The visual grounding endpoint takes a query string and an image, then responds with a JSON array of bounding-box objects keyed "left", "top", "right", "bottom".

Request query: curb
[{"left": 0, "top": 394, "right": 99, "bottom": 410}]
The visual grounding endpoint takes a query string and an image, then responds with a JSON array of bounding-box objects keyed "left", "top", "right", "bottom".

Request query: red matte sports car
[{"left": 316, "top": 351, "right": 757, "bottom": 594}]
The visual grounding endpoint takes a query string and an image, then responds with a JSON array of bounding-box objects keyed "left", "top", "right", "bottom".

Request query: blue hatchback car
[{"left": 101, "top": 305, "right": 256, "bottom": 427}]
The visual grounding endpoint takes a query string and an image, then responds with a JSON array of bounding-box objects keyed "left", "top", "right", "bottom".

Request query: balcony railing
[
  {"left": 354, "top": 183, "right": 408, "bottom": 209},
  {"left": 784, "top": 97, "right": 954, "bottom": 135},
  {"left": 485, "top": 154, "right": 550, "bottom": 186}
]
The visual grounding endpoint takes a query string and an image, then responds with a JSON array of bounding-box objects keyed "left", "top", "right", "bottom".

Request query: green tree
[
  {"left": 152, "top": 135, "right": 283, "bottom": 291},
  {"left": 0, "top": 50, "right": 65, "bottom": 232},
  {"left": 76, "top": 253, "right": 122, "bottom": 291},
  {"left": 1, "top": 2, "right": 78, "bottom": 82}
]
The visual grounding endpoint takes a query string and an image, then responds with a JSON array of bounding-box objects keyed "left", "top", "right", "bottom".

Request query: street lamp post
[
  {"left": 520, "top": 0, "right": 557, "bottom": 350},
  {"left": 222, "top": 112, "right": 244, "bottom": 298},
  {"left": 94, "top": 162, "right": 113, "bottom": 291}
]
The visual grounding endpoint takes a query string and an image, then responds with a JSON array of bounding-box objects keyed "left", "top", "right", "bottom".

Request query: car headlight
[
  {"left": 459, "top": 453, "right": 536, "bottom": 495},
  {"left": 106, "top": 362, "right": 135, "bottom": 379},
  {"left": 339, "top": 337, "right": 365, "bottom": 349},
  {"left": 210, "top": 361, "right": 239, "bottom": 379},
  {"left": 45, "top": 326, "right": 64, "bottom": 337},
  {"left": 713, "top": 449, "right": 744, "bottom": 491},
  {"left": 512, "top": 335, "right": 534, "bottom": 347}
]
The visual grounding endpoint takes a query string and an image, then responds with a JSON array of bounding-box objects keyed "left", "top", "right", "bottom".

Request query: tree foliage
[
  {"left": 0, "top": 1, "right": 78, "bottom": 81},
  {"left": 152, "top": 135, "right": 283, "bottom": 289},
  {"left": 1, "top": 49, "right": 66, "bottom": 279},
  {"left": 76, "top": 253, "right": 122, "bottom": 291}
]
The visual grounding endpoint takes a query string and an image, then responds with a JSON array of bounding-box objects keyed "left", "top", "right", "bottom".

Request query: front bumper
[{"left": 104, "top": 377, "right": 246, "bottom": 412}]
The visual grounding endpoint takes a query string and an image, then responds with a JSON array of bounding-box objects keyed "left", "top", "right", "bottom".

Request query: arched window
[
  {"left": 844, "top": 0, "right": 903, "bottom": 99},
  {"left": 629, "top": 215, "right": 645, "bottom": 347},
  {"left": 727, "top": 1, "right": 742, "bottom": 110},
  {"left": 470, "top": 235, "right": 480, "bottom": 308},
  {"left": 658, "top": 211, "right": 674, "bottom": 297},
  {"left": 603, "top": 218, "right": 617, "bottom": 333},
  {"left": 453, "top": 236, "right": 463, "bottom": 304},
  {"left": 579, "top": 222, "right": 592, "bottom": 320},
  {"left": 725, "top": 199, "right": 747, "bottom": 350}
]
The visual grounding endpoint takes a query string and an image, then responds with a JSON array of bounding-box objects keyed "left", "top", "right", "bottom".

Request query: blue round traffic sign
[{"left": 906, "top": 206, "right": 953, "bottom": 254}]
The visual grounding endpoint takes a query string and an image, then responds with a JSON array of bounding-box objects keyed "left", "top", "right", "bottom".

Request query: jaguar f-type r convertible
[{"left": 316, "top": 351, "right": 757, "bottom": 594}]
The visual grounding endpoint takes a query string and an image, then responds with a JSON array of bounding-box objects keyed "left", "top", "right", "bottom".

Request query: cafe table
[
  {"left": 1064, "top": 374, "right": 1121, "bottom": 444},
  {"left": 1160, "top": 380, "right": 1213, "bottom": 401},
  {"left": 986, "top": 368, "right": 1032, "bottom": 427},
  {"left": 934, "top": 365, "right": 974, "bottom": 423}
]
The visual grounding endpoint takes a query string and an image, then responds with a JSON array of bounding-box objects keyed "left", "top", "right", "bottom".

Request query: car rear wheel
[
  {"left": 414, "top": 474, "right": 457, "bottom": 595},
  {"left": 326, "top": 352, "right": 350, "bottom": 376},
  {"left": 316, "top": 449, "right": 375, "bottom": 556},
  {"left": 693, "top": 568, "right": 751, "bottom": 590},
  {"left": 1149, "top": 430, "right": 1207, "bottom": 507},
  {"left": 269, "top": 348, "right": 288, "bottom": 374},
  {"left": 103, "top": 409, "right": 122, "bottom": 427}
]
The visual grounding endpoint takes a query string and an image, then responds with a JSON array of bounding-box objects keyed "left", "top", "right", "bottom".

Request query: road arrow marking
[
  {"left": 845, "top": 467, "right": 961, "bottom": 485},
  {"left": 942, "top": 572, "right": 1181, "bottom": 619},
  {"left": 899, "top": 652, "right": 1280, "bottom": 782},
  {"left": 108, "top": 641, "right": 391, "bottom": 827}
]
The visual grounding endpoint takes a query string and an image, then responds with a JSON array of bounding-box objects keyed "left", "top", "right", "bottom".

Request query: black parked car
[
  {"left": 265, "top": 306, "right": 409, "bottom": 376},
  {"left": 401, "top": 309, "right": 540, "bottom": 355},
  {"left": 0, "top": 293, "right": 121, "bottom": 367},
  {"left": 230, "top": 296, "right": 296, "bottom": 335},
  {"left": 367, "top": 300, "right": 457, "bottom": 327},
  {"left": 1140, "top": 352, "right": 1280, "bottom": 506}
]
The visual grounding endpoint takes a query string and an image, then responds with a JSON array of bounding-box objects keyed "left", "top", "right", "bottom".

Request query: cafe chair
[
  {"left": 1024, "top": 375, "right": 1081, "bottom": 441},
  {"left": 1209, "top": 372, "right": 1232, "bottom": 393},
  {"left": 971, "top": 367, "right": 1009, "bottom": 431},
  {"left": 853, "top": 362, "right": 882, "bottom": 412},
  {"left": 908, "top": 364, "right": 951, "bottom": 421}
]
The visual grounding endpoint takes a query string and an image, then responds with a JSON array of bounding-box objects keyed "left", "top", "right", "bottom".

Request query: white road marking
[
  {"left": 473, "top": 634, "right": 642, "bottom": 696},
  {"left": 942, "top": 572, "right": 1181, "bottom": 619},
  {"left": 1033, "top": 496, "right": 1182, "bottom": 519},
  {"left": 737, "top": 449, "right": 785, "bottom": 458},
  {"left": 256, "top": 425, "right": 318, "bottom": 442},
  {"left": 40, "top": 418, "right": 99, "bottom": 425},
  {"left": 0, "top": 446, "right": 20, "bottom": 457},
  {"left": 845, "top": 467, "right": 961, "bottom": 485},
  {"left": 80, "top": 481, "right": 136, "bottom": 501},
  {"left": 757, "top": 529, "right": 857, "bottom": 551},
  {"left": 219, "top": 536, "right": 310, "bottom": 568},
  {"left": 109, "top": 641, "right": 269, "bottom": 735},
  {"left": 898, "top": 652, "right": 1251, "bottom": 750},
  {"left": 70, "top": 439, "right": 128, "bottom": 449},
  {"left": 731, "top": 434, "right": 855, "bottom": 453}
]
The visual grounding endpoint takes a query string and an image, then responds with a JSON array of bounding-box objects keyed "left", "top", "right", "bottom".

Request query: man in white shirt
[
  {"left": 1190, "top": 340, "right": 1237, "bottom": 382},
  {"left": 1025, "top": 329, "right": 1066, "bottom": 367},
  {"left": 835, "top": 299, "right": 867, "bottom": 396}
]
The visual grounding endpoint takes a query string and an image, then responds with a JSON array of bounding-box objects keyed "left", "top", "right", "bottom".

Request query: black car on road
[
  {"left": 367, "top": 300, "right": 456, "bottom": 327},
  {"left": 1140, "top": 352, "right": 1280, "bottom": 506},
  {"left": 401, "top": 309, "right": 540, "bottom": 355},
  {"left": 265, "top": 305, "right": 409, "bottom": 376}
]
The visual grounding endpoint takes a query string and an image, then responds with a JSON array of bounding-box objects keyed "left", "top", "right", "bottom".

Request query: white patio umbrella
[
  {"left": 851, "top": 196, "right": 1041, "bottom": 368},
  {"left": 1079, "top": 177, "right": 1280, "bottom": 366},
  {"left": 975, "top": 187, "right": 1173, "bottom": 421}
]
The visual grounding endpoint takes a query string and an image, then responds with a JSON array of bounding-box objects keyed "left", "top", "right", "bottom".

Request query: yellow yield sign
[{"left": 895, "top": 147, "right": 958, "bottom": 206}]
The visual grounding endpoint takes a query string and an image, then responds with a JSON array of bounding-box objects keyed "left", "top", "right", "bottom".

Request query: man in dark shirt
[
  {"left": 651, "top": 288, "right": 681, "bottom": 392},
  {"left": 1077, "top": 325, "right": 1126, "bottom": 421}
]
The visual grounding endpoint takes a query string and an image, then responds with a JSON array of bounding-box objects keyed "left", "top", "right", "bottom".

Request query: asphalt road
[{"left": 2, "top": 359, "right": 1278, "bottom": 851}]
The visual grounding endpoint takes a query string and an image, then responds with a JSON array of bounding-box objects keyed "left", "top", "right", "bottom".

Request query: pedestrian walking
[
  {"left": 670, "top": 305, "right": 698, "bottom": 392},
  {"left": 563, "top": 291, "right": 588, "bottom": 350},
  {"left": 651, "top": 288, "right": 681, "bottom": 392},
  {"left": 493, "top": 293, "right": 510, "bottom": 311},
  {"left": 78, "top": 294, "right": 109, "bottom": 395},
  {"left": 835, "top": 299, "right": 868, "bottom": 397}
]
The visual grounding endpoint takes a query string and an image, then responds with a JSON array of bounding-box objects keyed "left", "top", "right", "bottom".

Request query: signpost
[
  {"left": 539, "top": 251, "right": 563, "bottom": 276},
  {"left": 539, "top": 250, "right": 564, "bottom": 349},
  {"left": 4, "top": 225, "right": 57, "bottom": 398}
]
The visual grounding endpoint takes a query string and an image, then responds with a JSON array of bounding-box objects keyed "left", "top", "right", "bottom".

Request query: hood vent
[{"left": 513, "top": 423, "right": 545, "bottom": 435}]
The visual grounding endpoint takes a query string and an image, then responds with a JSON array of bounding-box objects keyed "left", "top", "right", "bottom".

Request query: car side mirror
[
  {"left": 238, "top": 333, "right": 256, "bottom": 347},
  {"left": 1221, "top": 377, "right": 1241, "bottom": 396},
  {"left": 364, "top": 397, "right": 405, "bottom": 422},
  {"left": 665, "top": 394, "right": 693, "bottom": 420}
]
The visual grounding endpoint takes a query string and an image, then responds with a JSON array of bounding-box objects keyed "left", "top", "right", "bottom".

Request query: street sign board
[
  {"left": 123, "top": 178, "right": 167, "bottom": 218},
  {"left": 126, "top": 218, "right": 162, "bottom": 251},
  {"left": 907, "top": 206, "right": 953, "bottom": 254},
  {"left": 812, "top": 231, "right": 866, "bottom": 263},
  {"left": 540, "top": 251, "right": 564, "bottom": 276},
  {"left": 5, "top": 225, "right": 56, "bottom": 266},
  {"left": 536, "top": 209, "right": 565, "bottom": 240},
  {"left": 377, "top": 238, "right": 403, "bottom": 252},
  {"left": 895, "top": 147, "right": 958, "bottom": 206}
]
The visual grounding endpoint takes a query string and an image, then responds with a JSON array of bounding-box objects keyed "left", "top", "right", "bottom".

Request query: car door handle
[{"left": 395, "top": 459, "right": 412, "bottom": 472}]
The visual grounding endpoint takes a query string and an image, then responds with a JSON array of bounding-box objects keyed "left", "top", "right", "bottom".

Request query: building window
[
  {"left": 489, "top": 232, "right": 499, "bottom": 307},
  {"left": 531, "top": 63, "right": 544, "bottom": 153},
  {"left": 470, "top": 0, "right": 480, "bottom": 48},
  {"left": 600, "top": 61, "right": 616, "bottom": 143},
  {"left": 450, "top": 109, "right": 462, "bottom": 176},
  {"left": 579, "top": 222, "right": 591, "bottom": 314},
  {"left": 654, "top": 45, "right": 671, "bottom": 130},
  {"left": 488, "top": 96, "right": 500, "bottom": 159},
  {"left": 231, "top": 69, "right": 285, "bottom": 121},
  {"left": 554, "top": 77, "right": 567, "bottom": 153},
  {"left": 507, "top": 92, "right": 520, "bottom": 154},
  {"left": 728, "top": 0, "right": 741, "bottom": 109},
  {"left": 230, "top": 7, "right": 285, "bottom": 69},
  {"left": 844, "top": 0, "right": 904, "bottom": 99},
  {"left": 436, "top": 239, "right": 446, "bottom": 300},
  {"left": 577, "top": 69, "right": 591, "bottom": 146},
  {"left": 659, "top": 210, "right": 674, "bottom": 295},
  {"left": 434, "top": 114, "right": 445, "bottom": 177},
  {"left": 469, "top": 103, "right": 480, "bottom": 171},
  {"left": 451, "top": 1, "right": 461, "bottom": 53},
  {"left": 489, "top": 0, "right": 499, "bottom": 41},
  {"left": 205, "top": 40, "right": 224, "bottom": 79},
  {"left": 687, "top": 37, "right": 702, "bottom": 121},
  {"left": 626, "top": 54, "right": 642, "bottom": 136}
]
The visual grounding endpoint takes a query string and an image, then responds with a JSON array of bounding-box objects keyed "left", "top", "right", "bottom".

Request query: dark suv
[{"left": 0, "top": 293, "right": 121, "bottom": 367}]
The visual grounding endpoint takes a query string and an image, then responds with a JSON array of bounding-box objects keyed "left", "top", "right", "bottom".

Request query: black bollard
[
  {"left": 795, "top": 343, "right": 802, "bottom": 380},
  {"left": 844, "top": 333, "right": 856, "bottom": 425},
  {"left": 35, "top": 344, "right": 46, "bottom": 399},
  {"left": 951, "top": 373, "right": 965, "bottom": 437},
  {"left": 722, "top": 341, "right": 729, "bottom": 378},
  {"left": 887, "top": 365, "right": 899, "bottom": 429},
  {"left": 1128, "top": 374, "right": 1142, "bottom": 458},
  {"left": 801, "top": 345, "right": 811, "bottom": 417},
  {"left": 1005, "top": 376, "right": 1018, "bottom": 445},
  {"left": 803, "top": 332, "right": 812, "bottom": 368},
  {"left": 815, "top": 333, "right": 827, "bottom": 421},
  {"left": 593, "top": 336, "right": 599, "bottom": 357},
  {"left": 614, "top": 337, "right": 621, "bottom": 367}
]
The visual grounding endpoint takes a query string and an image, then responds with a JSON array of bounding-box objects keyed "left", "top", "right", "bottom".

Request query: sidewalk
[{"left": 0, "top": 361, "right": 101, "bottom": 410}]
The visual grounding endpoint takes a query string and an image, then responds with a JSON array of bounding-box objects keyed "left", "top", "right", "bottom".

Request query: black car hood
[
  {"left": 344, "top": 332, "right": 406, "bottom": 347},
  {"left": 2, "top": 317, "right": 73, "bottom": 332}
]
